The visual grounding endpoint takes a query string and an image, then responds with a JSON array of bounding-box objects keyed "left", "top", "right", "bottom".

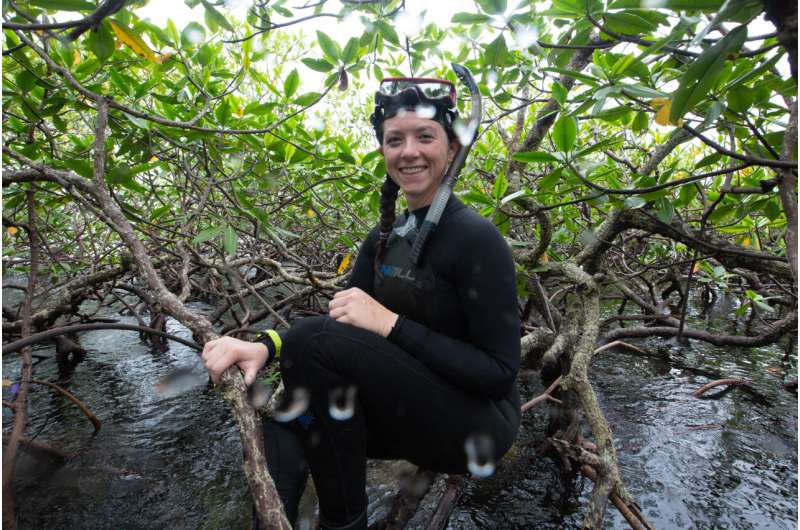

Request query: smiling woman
[{"left": 202, "top": 71, "right": 522, "bottom": 530}]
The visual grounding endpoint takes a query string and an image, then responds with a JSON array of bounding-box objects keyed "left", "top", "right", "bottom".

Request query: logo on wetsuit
[{"left": 379, "top": 264, "right": 417, "bottom": 282}]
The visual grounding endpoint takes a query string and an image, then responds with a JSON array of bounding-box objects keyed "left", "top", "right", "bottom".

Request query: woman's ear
[
  {"left": 378, "top": 146, "right": 384, "bottom": 156},
  {"left": 448, "top": 138, "right": 460, "bottom": 162}
]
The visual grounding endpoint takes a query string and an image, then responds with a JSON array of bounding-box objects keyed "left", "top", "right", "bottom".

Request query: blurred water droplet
[
  {"left": 274, "top": 387, "right": 309, "bottom": 422},
  {"left": 248, "top": 380, "right": 272, "bottom": 409},
  {"left": 486, "top": 70, "right": 498, "bottom": 90},
  {"left": 394, "top": 10, "right": 423, "bottom": 37},
  {"left": 153, "top": 367, "right": 199, "bottom": 396},
  {"left": 512, "top": 24, "right": 539, "bottom": 50},
  {"left": 414, "top": 103, "right": 437, "bottom": 119},
  {"left": 328, "top": 386, "right": 357, "bottom": 421},
  {"left": 453, "top": 118, "right": 478, "bottom": 146},
  {"left": 464, "top": 434, "right": 495, "bottom": 478},
  {"left": 184, "top": 28, "right": 204, "bottom": 45}
]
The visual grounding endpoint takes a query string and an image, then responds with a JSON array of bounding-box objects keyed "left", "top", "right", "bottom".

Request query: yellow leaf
[
  {"left": 337, "top": 253, "right": 352, "bottom": 274},
  {"left": 650, "top": 97, "right": 669, "bottom": 110},
  {"left": 306, "top": 208, "right": 315, "bottom": 218},
  {"left": 692, "top": 262, "right": 701, "bottom": 273},
  {"left": 742, "top": 237, "right": 751, "bottom": 247},
  {"left": 155, "top": 53, "right": 172, "bottom": 64},
  {"left": 651, "top": 98, "right": 684, "bottom": 127},
  {"left": 2, "top": 379, "right": 11, "bottom": 387},
  {"left": 110, "top": 20, "right": 157, "bottom": 63},
  {"left": 149, "top": 155, "right": 157, "bottom": 162},
  {"left": 540, "top": 252, "right": 549, "bottom": 263},
  {"left": 7, "top": 226, "right": 18, "bottom": 235},
  {"left": 73, "top": 48, "right": 81, "bottom": 65}
]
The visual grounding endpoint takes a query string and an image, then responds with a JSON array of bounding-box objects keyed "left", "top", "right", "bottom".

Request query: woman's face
[{"left": 379, "top": 111, "right": 458, "bottom": 210}]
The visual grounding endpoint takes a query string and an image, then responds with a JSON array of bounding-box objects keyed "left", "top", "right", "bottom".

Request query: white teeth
[{"left": 400, "top": 166, "right": 425, "bottom": 174}]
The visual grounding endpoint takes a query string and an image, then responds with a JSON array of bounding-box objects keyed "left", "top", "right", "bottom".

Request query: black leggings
[{"left": 263, "top": 316, "right": 520, "bottom": 528}]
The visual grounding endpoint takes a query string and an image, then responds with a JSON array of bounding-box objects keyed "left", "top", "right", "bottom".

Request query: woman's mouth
[{"left": 400, "top": 166, "right": 426, "bottom": 175}]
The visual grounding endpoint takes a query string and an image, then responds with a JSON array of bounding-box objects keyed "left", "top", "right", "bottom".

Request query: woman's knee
[{"left": 280, "top": 316, "right": 329, "bottom": 372}]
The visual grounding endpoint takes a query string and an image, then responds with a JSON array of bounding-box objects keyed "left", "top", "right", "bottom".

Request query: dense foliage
[{"left": 2, "top": 0, "right": 796, "bottom": 527}]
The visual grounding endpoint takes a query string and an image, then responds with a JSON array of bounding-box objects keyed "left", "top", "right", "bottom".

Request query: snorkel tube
[{"left": 409, "top": 63, "right": 481, "bottom": 266}]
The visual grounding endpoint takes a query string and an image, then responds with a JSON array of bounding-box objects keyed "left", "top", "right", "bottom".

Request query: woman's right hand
[{"left": 202, "top": 336, "right": 269, "bottom": 386}]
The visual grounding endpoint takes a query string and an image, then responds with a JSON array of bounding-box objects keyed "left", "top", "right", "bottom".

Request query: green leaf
[
  {"left": 341, "top": 37, "right": 359, "bottom": 64},
  {"left": 726, "top": 85, "right": 754, "bottom": 113},
  {"left": 476, "top": 0, "right": 507, "bottom": 14},
  {"left": 624, "top": 196, "right": 646, "bottom": 209},
  {"left": 483, "top": 34, "right": 510, "bottom": 67},
  {"left": 492, "top": 173, "right": 508, "bottom": 200},
  {"left": 451, "top": 12, "right": 492, "bottom": 24},
  {"left": 552, "top": 81, "right": 567, "bottom": 105},
  {"left": 14, "top": 70, "right": 37, "bottom": 92},
  {"left": 551, "top": 115, "right": 578, "bottom": 152},
  {"left": 223, "top": 226, "right": 238, "bottom": 256},
  {"left": 27, "top": 0, "right": 95, "bottom": 10},
  {"left": 620, "top": 84, "right": 668, "bottom": 99},
  {"left": 193, "top": 226, "right": 223, "bottom": 245},
  {"left": 603, "top": 11, "right": 659, "bottom": 34},
  {"left": 293, "top": 92, "right": 321, "bottom": 106},
  {"left": 215, "top": 98, "right": 231, "bottom": 125},
  {"left": 302, "top": 58, "right": 334, "bottom": 72},
  {"left": 284, "top": 69, "right": 300, "bottom": 99},
  {"left": 655, "top": 198, "right": 675, "bottom": 224},
  {"left": 513, "top": 151, "right": 558, "bottom": 163},
  {"left": 203, "top": 0, "right": 234, "bottom": 32},
  {"left": 317, "top": 31, "right": 340, "bottom": 62},
  {"left": 87, "top": 20, "right": 115, "bottom": 61},
  {"left": 702, "top": 100, "right": 726, "bottom": 127},
  {"left": 538, "top": 168, "right": 563, "bottom": 192},
  {"left": 631, "top": 111, "right": 649, "bottom": 133},
  {"left": 670, "top": 25, "right": 748, "bottom": 122}
]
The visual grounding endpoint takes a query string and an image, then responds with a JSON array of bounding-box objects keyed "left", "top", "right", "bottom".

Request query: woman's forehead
[{"left": 382, "top": 113, "right": 445, "bottom": 134}]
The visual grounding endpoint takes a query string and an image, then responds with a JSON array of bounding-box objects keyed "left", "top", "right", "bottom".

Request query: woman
[{"left": 202, "top": 76, "right": 521, "bottom": 530}]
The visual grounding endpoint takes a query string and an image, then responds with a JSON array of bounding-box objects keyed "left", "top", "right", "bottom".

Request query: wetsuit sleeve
[
  {"left": 346, "top": 226, "right": 380, "bottom": 294},
  {"left": 387, "top": 218, "right": 520, "bottom": 400}
]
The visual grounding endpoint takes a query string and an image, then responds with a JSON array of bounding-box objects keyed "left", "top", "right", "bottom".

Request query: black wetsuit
[{"left": 262, "top": 196, "right": 521, "bottom": 529}]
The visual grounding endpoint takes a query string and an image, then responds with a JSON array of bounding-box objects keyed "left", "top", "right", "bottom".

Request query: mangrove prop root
[
  {"left": 424, "top": 475, "right": 466, "bottom": 530},
  {"left": 692, "top": 378, "right": 751, "bottom": 397},
  {"left": 580, "top": 465, "right": 654, "bottom": 530}
]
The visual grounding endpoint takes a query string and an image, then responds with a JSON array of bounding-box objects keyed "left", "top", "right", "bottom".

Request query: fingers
[{"left": 202, "top": 337, "right": 237, "bottom": 385}]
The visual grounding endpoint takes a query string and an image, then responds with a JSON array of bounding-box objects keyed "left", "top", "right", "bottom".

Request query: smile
[{"left": 400, "top": 166, "right": 427, "bottom": 174}]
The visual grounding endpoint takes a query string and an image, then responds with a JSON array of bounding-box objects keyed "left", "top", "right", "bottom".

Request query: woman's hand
[
  {"left": 328, "top": 287, "right": 398, "bottom": 337},
  {"left": 202, "top": 336, "right": 269, "bottom": 386}
]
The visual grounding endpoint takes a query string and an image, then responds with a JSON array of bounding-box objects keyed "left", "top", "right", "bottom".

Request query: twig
[
  {"left": 521, "top": 375, "right": 563, "bottom": 411},
  {"left": 30, "top": 379, "right": 101, "bottom": 432},
  {"left": 692, "top": 378, "right": 751, "bottom": 397}
]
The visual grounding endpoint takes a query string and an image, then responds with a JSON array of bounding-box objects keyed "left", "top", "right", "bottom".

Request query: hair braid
[{"left": 375, "top": 175, "right": 400, "bottom": 262}]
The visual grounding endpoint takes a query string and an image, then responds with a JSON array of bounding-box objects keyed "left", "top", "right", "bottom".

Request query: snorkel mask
[{"left": 370, "top": 77, "right": 459, "bottom": 144}]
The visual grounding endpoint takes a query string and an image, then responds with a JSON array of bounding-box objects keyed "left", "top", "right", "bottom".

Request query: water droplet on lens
[
  {"left": 512, "top": 24, "right": 539, "bottom": 50},
  {"left": 464, "top": 434, "right": 495, "bottom": 478},
  {"left": 453, "top": 118, "right": 478, "bottom": 146},
  {"left": 328, "top": 386, "right": 357, "bottom": 421},
  {"left": 185, "top": 28, "right": 204, "bottom": 45},
  {"left": 274, "top": 387, "right": 309, "bottom": 422},
  {"left": 248, "top": 380, "right": 272, "bottom": 409},
  {"left": 414, "top": 103, "right": 436, "bottom": 119}
]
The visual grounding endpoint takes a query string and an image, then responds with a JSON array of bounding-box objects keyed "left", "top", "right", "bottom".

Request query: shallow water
[{"left": 3, "top": 295, "right": 797, "bottom": 529}]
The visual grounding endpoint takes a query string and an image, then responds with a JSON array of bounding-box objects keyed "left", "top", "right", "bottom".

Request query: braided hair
[{"left": 375, "top": 175, "right": 400, "bottom": 262}]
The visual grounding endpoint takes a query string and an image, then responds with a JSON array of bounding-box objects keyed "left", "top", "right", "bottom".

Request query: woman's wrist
[
  {"left": 382, "top": 311, "right": 399, "bottom": 338},
  {"left": 254, "top": 329, "right": 282, "bottom": 364}
]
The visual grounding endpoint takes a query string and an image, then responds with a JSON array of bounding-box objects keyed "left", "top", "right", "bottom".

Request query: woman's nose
[{"left": 400, "top": 139, "right": 420, "bottom": 158}]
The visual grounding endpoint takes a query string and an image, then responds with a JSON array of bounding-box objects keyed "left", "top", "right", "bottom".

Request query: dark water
[{"left": 3, "top": 296, "right": 797, "bottom": 529}]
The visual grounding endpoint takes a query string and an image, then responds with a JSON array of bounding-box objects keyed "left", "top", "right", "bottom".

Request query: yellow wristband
[{"left": 265, "top": 329, "right": 282, "bottom": 359}]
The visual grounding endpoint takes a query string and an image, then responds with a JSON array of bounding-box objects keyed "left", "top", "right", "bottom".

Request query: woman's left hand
[{"left": 328, "top": 287, "right": 398, "bottom": 337}]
